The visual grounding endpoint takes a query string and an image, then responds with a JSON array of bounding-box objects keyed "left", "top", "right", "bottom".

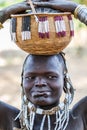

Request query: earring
[{"left": 63, "top": 72, "right": 74, "bottom": 105}]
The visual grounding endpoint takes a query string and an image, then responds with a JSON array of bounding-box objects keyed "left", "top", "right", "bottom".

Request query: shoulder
[
  {"left": 0, "top": 101, "right": 20, "bottom": 117},
  {"left": 0, "top": 101, "right": 20, "bottom": 130},
  {"left": 72, "top": 96, "right": 87, "bottom": 115},
  {"left": 0, "top": 100, "right": 19, "bottom": 110},
  {"left": 71, "top": 96, "right": 87, "bottom": 129}
]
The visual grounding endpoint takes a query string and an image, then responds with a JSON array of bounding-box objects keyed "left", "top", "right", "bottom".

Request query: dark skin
[
  {"left": 0, "top": 55, "right": 86, "bottom": 130},
  {"left": 23, "top": 55, "right": 64, "bottom": 109},
  {"left": 0, "top": 101, "right": 20, "bottom": 130},
  {"left": 0, "top": 0, "right": 87, "bottom": 129},
  {"left": 22, "top": 55, "right": 87, "bottom": 130}
]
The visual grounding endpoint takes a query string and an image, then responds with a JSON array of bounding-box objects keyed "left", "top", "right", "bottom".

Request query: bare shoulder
[
  {"left": 72, "top": 96, "right": 87, "bottom": 114},
  {"left": 70, "top": 96, "right": 87, "bottom": 130},
  {"left": 0, "top": 100, "right": 17, "bottom": 108},
  {"left": 0, "top": 100, "right": 20, "bottom": 116},
  {"left": 0, "top": 101, "right": 20, "bottom": 130}
]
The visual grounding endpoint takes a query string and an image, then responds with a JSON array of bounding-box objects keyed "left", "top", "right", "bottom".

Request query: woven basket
[{"left": 10, "top": 12, "right": 74, "bottom": 55}]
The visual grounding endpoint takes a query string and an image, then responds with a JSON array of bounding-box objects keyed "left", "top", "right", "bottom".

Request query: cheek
[
  {"left": 53, "top": 77, "right": 64, "bottom": 97},
  {"left": 23, "top": 80, "right": 32, "bottom": 95}
]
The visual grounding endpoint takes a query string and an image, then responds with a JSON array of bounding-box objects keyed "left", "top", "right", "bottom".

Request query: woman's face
[{"left": 22, "top": 55, "right": 64, "bottom": 109}]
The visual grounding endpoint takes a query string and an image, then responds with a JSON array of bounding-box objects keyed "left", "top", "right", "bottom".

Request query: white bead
[{"left": 36, "top": 108, "right": 43, "bottom": 114}]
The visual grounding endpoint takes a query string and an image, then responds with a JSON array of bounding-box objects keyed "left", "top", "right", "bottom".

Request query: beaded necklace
[
  {"left": 15, "top": 53, "right": 74, "bottom": 130},
  {"left": 17, "top": 73, "right": 74, "bottom": 130}
]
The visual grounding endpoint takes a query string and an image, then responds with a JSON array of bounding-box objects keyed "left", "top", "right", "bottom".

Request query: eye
[
  {"left": 47, "top": 75, "right": 58, "bottom": 79},
  {"left": 24, "top": 76, "right": 36, "bottom": 81}
]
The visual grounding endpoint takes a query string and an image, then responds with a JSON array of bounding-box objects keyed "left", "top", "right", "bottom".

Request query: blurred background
[{"left": 0, "top": 0, "right": 87, "bottom": 109}]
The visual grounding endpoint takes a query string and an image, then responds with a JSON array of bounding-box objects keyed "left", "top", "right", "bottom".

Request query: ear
[{"left": 63, "top": 73, "right": 75, "bottom": 104}]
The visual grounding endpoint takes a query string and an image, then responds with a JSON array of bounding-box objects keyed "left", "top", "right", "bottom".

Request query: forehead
[{"left": 23, "top": 55, "right": 63, "bottom": 73}]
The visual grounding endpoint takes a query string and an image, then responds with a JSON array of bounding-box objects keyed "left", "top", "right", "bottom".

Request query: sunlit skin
[{"left": 22, "top": 55, "right": 64, "bottom": 109}]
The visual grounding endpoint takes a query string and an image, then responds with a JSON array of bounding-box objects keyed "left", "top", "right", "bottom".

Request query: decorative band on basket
[
  {"left": 38, "top": 16, "right": 49, "bottom": 38},
  {"left": 10, "top": 14, "right": 74, "bottom": 42},
  {"left": 54, "top": 16, "right": 66, "bottom": 37},
  {"left": 10, "top": 16, "right": 31, "bottom": 42},
  {"left": 22, "top": 16, "right": 31, "bottom": 40},
  {"left": 10, "top": 18, "right": 17, "bottom": 41},
  {"left": 67, "top": 15, "right": 74, "bottom": 36}
]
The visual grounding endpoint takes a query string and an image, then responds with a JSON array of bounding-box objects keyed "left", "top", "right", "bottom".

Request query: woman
[{"left": 0, "top": 53, "right": 87, "bottom": 130}]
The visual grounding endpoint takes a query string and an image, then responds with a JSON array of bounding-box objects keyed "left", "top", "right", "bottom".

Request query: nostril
[
  {"left": 34, "top": 77, "right": 47, "bottom": 87},
  {"left": 35, "top": 81, "right": 47, "bottom": 86},
  {"left": 35, "top": 84, "right": 46, "bottom": 87}
]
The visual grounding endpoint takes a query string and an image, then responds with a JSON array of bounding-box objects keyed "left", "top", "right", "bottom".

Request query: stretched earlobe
[{"left": 63, "top": 72, "right": 75, "bottom": 104}]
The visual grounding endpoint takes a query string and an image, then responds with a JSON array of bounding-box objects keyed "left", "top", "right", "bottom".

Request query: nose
[{"left": 34, "top": 77, "right": 47, "bottom": 87}]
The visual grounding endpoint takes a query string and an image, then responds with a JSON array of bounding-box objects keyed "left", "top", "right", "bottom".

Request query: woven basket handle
[{"left": 27, "top": 0, "right": 36, "bottom": 14}]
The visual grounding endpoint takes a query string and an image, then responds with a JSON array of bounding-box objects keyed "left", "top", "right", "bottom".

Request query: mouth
[{"left": 31, "top": 91, "right": 51, "bottom": 98}]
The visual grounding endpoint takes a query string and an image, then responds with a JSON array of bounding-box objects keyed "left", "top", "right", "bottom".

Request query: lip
[{"left": 31, "top": 91, "right": 51, "bottom": 97}]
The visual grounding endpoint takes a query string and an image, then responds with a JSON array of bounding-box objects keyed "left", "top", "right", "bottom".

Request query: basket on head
[{"left": 10, "top": 0, "right": 74, "bottom": 55}]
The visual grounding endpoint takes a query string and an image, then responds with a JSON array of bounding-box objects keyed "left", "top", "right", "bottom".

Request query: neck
[
  {"left": 28, "top": 101, "right": 62, "bottom": 115},
  {"left": 19, "top": 101, "right": 70, "bottom": 130}
]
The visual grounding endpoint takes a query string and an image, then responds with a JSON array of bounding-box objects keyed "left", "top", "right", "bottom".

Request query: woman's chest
[{"left": 33, "top": 115, "right": 84, "bottom": 130}]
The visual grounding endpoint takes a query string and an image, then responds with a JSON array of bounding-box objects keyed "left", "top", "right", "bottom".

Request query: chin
[
  {"left": 34, "top": 99, "right": 49, "bottom": 106},
  {"left": 32, "top": 100, "right": 58, "bottom": 110}
]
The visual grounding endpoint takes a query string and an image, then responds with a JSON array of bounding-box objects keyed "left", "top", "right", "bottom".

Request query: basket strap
[
  {"left": 26, "top": 0, "right": 36, "bottom": 14},
  {"left": 26, "top": 0, "right": 38, "bottom": 22}
]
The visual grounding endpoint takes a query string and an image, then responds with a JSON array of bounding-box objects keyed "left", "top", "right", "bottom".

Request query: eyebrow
[{"left": 23, "top": 70, "right": 60, "bottom": 76}]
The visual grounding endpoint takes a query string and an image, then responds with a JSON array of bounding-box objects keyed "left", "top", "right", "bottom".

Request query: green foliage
[
  {"left": 0, "top": 0, "right": 22, "bottom": 8},
  {"left": 74, "top": 0, "right": 87, "bottom": 5}
]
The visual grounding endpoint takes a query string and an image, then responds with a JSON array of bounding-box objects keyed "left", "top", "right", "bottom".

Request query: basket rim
[{"left": 11, "top": 12, "right": 71, "bottom": 18}]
